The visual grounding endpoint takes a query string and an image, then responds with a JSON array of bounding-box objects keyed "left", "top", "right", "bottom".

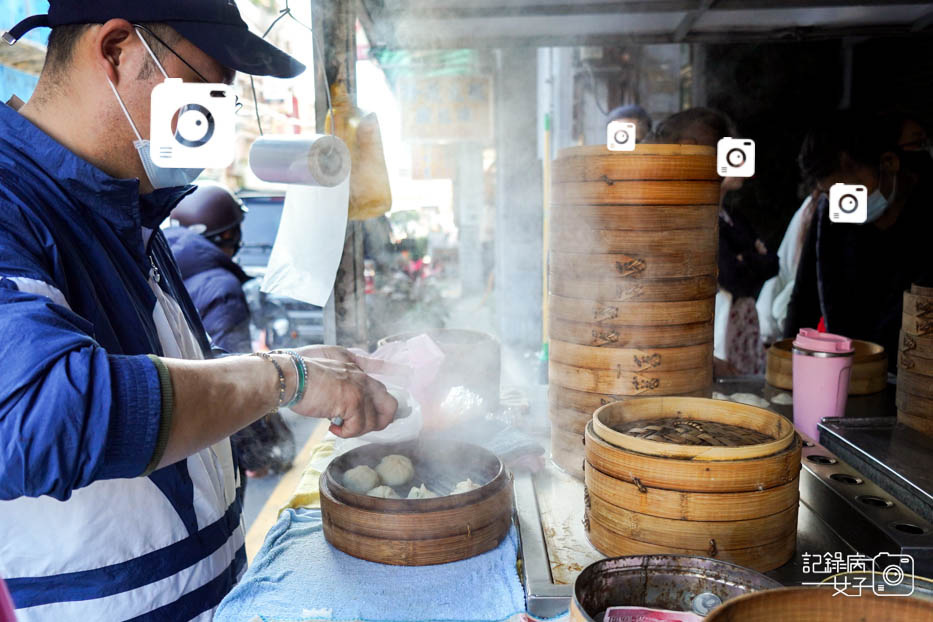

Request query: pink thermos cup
[{"left": 792, "top": 328, "right": 855, "bottom": 441}]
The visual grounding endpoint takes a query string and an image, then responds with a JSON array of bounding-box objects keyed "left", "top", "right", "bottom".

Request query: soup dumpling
[{"left": 376, "top": 454, "right": 414, "bottom": 487}]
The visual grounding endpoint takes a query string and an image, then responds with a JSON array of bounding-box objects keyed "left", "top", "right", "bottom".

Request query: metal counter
[{"left": 515, "top": 377, "right": 933, "bottom": 618}]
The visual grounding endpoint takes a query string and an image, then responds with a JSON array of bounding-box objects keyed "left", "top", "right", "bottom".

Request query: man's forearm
[{"left": 155, "top": 354, "right": 294, "bottom": 469}]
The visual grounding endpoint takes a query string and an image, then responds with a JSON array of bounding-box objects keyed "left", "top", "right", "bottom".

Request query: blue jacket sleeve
[{"left": 0, "top": 250, "right": 163, "bottom": 501}]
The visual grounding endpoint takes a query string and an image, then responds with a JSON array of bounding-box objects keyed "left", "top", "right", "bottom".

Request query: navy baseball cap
[{"left": 4, "top": 0, "right": 306, "bottom": 79}]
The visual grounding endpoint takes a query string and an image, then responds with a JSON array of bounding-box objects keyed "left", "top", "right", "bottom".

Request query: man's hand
[{"left": 293, "top": 357, "right": 397, "bottom": 438}]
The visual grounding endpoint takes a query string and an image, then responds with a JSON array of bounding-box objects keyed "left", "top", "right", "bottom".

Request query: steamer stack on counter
[
  {"left": 583, "top": 398, "right": 801, "bottom": 572},
  {"left": 897, "top": 284, "right": 933, "bottom": 435},
  {"left": 548, "top": 144, "right": 720, "bottom": 478}
]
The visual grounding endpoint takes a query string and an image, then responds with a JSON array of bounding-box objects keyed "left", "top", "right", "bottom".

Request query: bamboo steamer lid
[
  {"left": 585, "top": 516, "right": 796, "bottom": 573},
  {"left": 549, "top": 250, "right": 717, "bottom": 280},
  {"left": 549, "top": 317, "right": 714, "bottom": 348},
  {"left": 551, "top": 204, "right": 718, "bottom": 232},
  {"left": 584, "top": 421, "right": 802, "bottom": 493},
  {"left": 704, "top": 587, "right": 933, "bottom": 621},
  {"left": 913, "top": 283, "right": 933, "bottom": 298},
  {"left": 549, "top": 273, "right": 718, "bottom": 303},
  {"left": 550, "top": 361, "right": 713, "bottom": 396},
  {"left": 766, "top": 338, "right": 887, "bottom": 395},
  {"left": 593, "top": 397, "right": 795, "bottom": 461},
  {"left": 548, "top": 296, "right": 715, "bottom": 326},
  {"left": 550, "top": 227, "right": 717, "bottom": 255},
  {"left": 584, "top": 462, "right": 799, "bottom": 522},
  {"left": 553, "top": 144, "right": 719, "bottom": 182}
]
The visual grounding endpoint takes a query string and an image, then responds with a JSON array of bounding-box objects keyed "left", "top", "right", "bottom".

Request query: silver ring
[{"left": 331, "top": 416, "right": 344, "bottom": 427}]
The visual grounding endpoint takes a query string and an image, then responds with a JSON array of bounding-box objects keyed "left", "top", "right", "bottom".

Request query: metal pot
[{"left": 570, "top": 555, "right": 782, "bottom": 621}]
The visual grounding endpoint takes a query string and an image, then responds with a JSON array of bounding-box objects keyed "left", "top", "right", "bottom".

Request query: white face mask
[{"left": 106, "top": 29, "right": 203, "bottom": 190}]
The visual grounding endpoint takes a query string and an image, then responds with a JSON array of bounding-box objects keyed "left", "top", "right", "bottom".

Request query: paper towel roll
[{"left": 249, "top": 134, "right": 351, "bottom": 187}]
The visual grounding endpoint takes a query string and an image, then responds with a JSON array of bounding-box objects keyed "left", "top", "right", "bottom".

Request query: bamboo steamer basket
[
  {"left": 551, "top": 204, "right": 719, "bottom": 232},
  {"left": 548, "top": 384, "right": 712, "bottom": 435},
  {"left": 551, "top": 425, "right": 586, "bottom": 479},
  {"left": 898, "top": 411, "right": 933, "bottom": 435},
  {"left": 584, "top": 421, "right": 802, "bottom": 493},
  {"left": 587, "top": 490, "right": 797, "bottom": 551},
  {"left": 552, "top": 146, "right": 721, "bottom": 183},
  {"left": 550, "top": 340, "right": 713, "bottom": 373},
  {"left": 897, "top": 386, "right": 933, "bottom": 416},
  {"left": 549, "top": 273, "right": 718, "bottom": 303},
  {"left": 899, "top": 369, "right": 933, "bottom": 400},
  {"left": 549, "top": 296, "right": 715, "bottom": 326},
  {"left": 585, "top": 517, "right": 797, "bottom": 573},
  {"left": 901, "top": 331, "right": 933, "bottom": 359},
  {"left": 550, "top": 227, "right": 717, "bottom": 255},
  {"left": 903, "top": 314, "right": 933, "bottom": 337},
  {"left": 320, "top": 439, "right": 513, "bottom": 566},
  {"left": 766, "top": 338, "right": 887, "bottom": 395},
  {"left": 552, "top": 180, "right": 721, "bottom": 206},
  {"left": 550, "top": 361, "right": 713, "bottom": 396},
  {"left": 704, "top": 587, "right": 933, "bottom": 621},
  {"left": 549, "top": 317, "right": 714, "bottom": 349},
  {"left": 569, "top": 555, "right": 780, "bottom": 622},
  {"left": 549, "top": 251, "right": 717, "bottom": 280},
  {"left": 901, "top": 351, "right": 933, "bottom": 376},
  {"left": 585, "top": 463, "right": 799, "bottom": 522},
  {"left": 905, "top": 291, "right": 933, "bottom": 318},
  {"left": 593, "top": 397, "right": 795, "bottom": 461}
]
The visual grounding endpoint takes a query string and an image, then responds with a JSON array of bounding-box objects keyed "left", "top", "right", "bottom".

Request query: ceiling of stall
[{"left": 358, "top": 0, "right": 933, "bottom": 49}]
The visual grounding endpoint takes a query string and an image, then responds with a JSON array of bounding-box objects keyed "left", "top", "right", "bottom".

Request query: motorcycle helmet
[{"left": 171, "top": 182, "right": 247, "bottom": 250}]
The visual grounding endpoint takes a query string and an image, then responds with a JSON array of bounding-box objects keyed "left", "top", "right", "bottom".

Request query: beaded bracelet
[
  {"left": 250, "top": 352, "right": 288, "bottom": 415},
  {"left": 276, "top": 350, "right": 308, "bottom": 408}
]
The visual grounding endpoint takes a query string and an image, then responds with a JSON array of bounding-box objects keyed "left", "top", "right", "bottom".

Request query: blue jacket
[
  {"left": 165, "top": 226, "right": 252, "bottom": 353},
  {"left": 0, "top": 103, "right": 244, "bottom": 621}
]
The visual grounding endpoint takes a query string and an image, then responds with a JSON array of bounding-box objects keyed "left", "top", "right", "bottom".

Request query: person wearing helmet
[
  {"left": 166, "top": 182, "right": 251, "bottom": 352},
  {"left": 166, "top": 183, "right": 296, "bottom": 480}
]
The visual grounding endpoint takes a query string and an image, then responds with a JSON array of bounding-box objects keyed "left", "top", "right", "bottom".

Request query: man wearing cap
[{"left": 0, "top": 2, "right": 396, "bottom": 620}]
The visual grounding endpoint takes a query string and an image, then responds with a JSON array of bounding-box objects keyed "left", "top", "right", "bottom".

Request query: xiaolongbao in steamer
[
  {"left": 452, "top": 478, "right": 481, "bottom": 495},
  {"left": 342, "top": 465, "right": 379, "bottom": 494},
  {"left": 407, "top": 484, "right": 439, "bottom": 499},
  {"left": 367, "top": 485, "right": 401, "bottom": 499},
  {"left": 375, "top": 454, "right": 414, "bottom": 487}
]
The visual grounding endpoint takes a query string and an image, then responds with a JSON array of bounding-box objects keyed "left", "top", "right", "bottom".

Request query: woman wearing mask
[{"left": 785, "top": 111, "right": 933, "bottom": 368}]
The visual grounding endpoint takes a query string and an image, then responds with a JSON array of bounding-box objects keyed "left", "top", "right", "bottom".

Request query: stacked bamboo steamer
[
  {"left": 549, "top": 144, "right": 720, "bottom": 478},
  {"left": 583, "top": 397, "right": 801, "bottom": 573},
  {"left": 897, "top": 284, "right": 933, "bottom": 435}
]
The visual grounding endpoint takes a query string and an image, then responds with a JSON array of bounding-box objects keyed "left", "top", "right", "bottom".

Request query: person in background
[
  {"left": 607, "top": 104, "right": 653, "bottom": 143},
  {"left": 649, "top": 107, "right": 778, "bottom": 375},
  {"left": 166, "top": 183, "right": 295, "bottom": 479},
  {"left": 759, "top": 113, "right": 930, "bottom": 345},
  {"left": 786, "top": 110, "right": 933, "bottom": 367}
]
